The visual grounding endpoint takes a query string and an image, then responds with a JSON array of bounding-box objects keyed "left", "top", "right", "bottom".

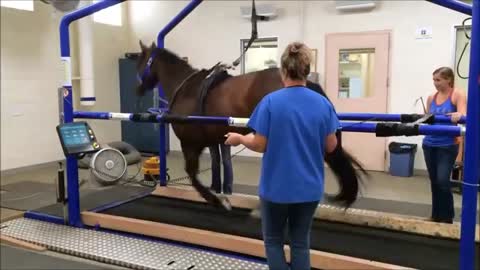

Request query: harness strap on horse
[{"left": 197, "top": 64, "right": 232, "bottom": 115}]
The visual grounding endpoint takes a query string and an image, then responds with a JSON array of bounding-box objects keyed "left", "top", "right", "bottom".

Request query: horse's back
[{"left": 206, "top": 68, "right": 283, "bottom": 117}]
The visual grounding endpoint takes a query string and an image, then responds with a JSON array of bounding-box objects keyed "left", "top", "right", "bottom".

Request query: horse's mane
[{"left": 155, "top": 48, "right": 194, "bottom": 70}]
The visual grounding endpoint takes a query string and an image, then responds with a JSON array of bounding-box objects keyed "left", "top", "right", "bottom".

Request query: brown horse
[{"left": 135, "top": 40, "right": 367, "bottom": 211}]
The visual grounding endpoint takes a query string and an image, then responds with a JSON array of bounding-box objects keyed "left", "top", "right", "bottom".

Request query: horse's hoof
[{"left": 218, "top": 195, "right": 232, "bottom": 211}]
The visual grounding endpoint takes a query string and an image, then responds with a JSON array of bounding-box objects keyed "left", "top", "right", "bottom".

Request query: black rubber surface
[
  {"left": 100, "top": 195, "right": 479, "bottom": 270},
  {"left": 32, "top": 185, "right": 153, "bottom": 217}
]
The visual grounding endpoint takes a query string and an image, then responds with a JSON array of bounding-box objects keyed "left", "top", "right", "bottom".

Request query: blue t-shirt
[{"left": 247, "top": 86, "right": 340, "bottom": 203}]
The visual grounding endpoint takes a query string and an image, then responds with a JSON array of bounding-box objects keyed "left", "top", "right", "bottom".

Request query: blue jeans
[
  {"left": 209, "top": 144, "right": 233, "bottom": 194},
  {"left": 422, "top": 144, "right": 459, "bottom": 223},
  {"left": 260, "top": 199, "right": 319, "bottom": 270}
]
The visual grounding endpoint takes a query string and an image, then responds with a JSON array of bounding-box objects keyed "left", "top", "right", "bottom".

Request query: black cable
[{"left": 456, "top": 17, "right": 471, "bottom": 80}]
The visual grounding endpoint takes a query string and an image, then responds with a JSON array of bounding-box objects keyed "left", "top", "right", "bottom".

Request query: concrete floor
[
  {"left": 0, "top": 150, "right": 470, "bottom": 213},
  {"left": 0, "top": 150, "right": 476, "bottom": 269}
]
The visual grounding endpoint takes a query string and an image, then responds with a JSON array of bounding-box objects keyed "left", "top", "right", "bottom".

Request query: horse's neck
[{"left": 157, "top": 65, "right": 196, "bottom": 102}]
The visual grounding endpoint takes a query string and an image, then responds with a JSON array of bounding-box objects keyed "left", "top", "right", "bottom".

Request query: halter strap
[{"left": 137, "top": 49, "right": 169, "bottom": 107}]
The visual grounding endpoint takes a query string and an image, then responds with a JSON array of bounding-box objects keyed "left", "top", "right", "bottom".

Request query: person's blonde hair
[
  {"left": 433, "top": 66, "right": 455, "bottom": 87},
  {"left": 280, "top": 42, "right": 312, "bottom": 81}
]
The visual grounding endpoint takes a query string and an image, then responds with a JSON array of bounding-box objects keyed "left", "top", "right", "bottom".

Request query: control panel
[{"left": 56, "top": 121, "right": 100, "bottom": 157}]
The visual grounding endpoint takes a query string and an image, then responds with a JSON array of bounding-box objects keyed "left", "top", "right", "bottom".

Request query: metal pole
[
  {"left": 459, "top": 0, "right": 480, "bottom": 269},
  {"left": 155, "top": 0, "right": 204, "bottom": 186},
  {"left": 72, "top": 111, "right": 466, "bottom": 137},
  {"left": 337, "top": 113, "right": 466, "bottom": 124},
  {"left": 59, "top": 0, "right": 126, "bottom": 227},
  {"left": 426, "top": 0, "right": 472, "bottom": 15}
]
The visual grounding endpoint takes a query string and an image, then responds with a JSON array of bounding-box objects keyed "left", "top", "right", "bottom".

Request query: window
[
  {"left": 338, "top": 48, "right": 375, "bottom": 99},
  {"left": 0, "top": 0, "right": 34, "bottom": 11},
  {"left": 241, "top": 37, "right": 278, "bottom": 74},
  {"left": 93, "top": 0, "right": 122, "bottom": 26}
]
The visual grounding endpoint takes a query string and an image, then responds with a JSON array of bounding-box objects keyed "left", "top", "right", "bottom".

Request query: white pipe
[{"left": 78, "top": 17, "right": 95, "bottom": 106}]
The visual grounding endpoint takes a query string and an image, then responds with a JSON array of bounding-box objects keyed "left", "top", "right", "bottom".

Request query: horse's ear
[
  {"left": 150, "top": 42, "right": 157, "bottom": 49},
  {"left": 139, "top": 40, "right": 147, "bottom": 52}
]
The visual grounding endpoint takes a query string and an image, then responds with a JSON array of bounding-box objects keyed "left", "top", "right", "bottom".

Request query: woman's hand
[
  {"left": 448, "top": 112, "right": 463, "bottom": 123},
  {"left": 224, "top": 133, "right": 243, "bottom": 146}
]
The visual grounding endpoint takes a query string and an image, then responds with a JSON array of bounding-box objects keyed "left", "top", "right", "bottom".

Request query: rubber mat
[
  {"left": 33, "top": 185, "right": 153, "bottom": 216},
  {"left": 232, "top": 183, "right": 477, "bottom": 223},
  {"left": 1, "top": 182, "right": 58, "bottom": 211},
  {"left": 99, "top": 195, "right": 479, "bottom": 270}
]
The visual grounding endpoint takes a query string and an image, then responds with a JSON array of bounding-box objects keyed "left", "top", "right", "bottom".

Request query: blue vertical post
[
  {"left": 59, "top": 0, "right": 126, "bottom": 227},
  {"left": 460, "top": 0, "right": 480, "bottom": 269},
  {"left": 156, "top": 0, "right": 203, "bottom": 186}
]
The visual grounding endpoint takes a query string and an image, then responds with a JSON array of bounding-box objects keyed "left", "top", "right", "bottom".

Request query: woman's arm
[
  {"left": 225, "top": 132, "right": 267, "bottom": 153},
  {"left": 449, "top": 89, "right": 467, "bottom": 123},
  {"left": 325, "top": 133, "right": 338, "bottom": 154}
]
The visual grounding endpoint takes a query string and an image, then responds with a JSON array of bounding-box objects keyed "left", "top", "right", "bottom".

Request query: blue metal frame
[
  {"left": 336, "top": 113, "right": 466, "bottom": 124},
  {"left": 340, "top": 122, "right": 463, "bottom": 136},
  {"left": 59, "top": 0, "right": 127, "bottom": 228},
  {"left": 88, "top": 191, "right": 153, "bottom": 213},
  {"left": 458, "top": 1, "right": 480, "bottom": 269},
  {"left": 426, "top": 0, "right": 472, "bottom": 15},
  {"left": 24, "top": 211, "right": 67, "bottom": 225},
  {"left": 72, "top": 111, "right": 465, "bottom": 136},
  {"left": 155, "top": 0, "right": 204, "bottom": 187}
]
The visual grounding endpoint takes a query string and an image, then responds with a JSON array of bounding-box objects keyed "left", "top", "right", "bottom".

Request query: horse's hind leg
[{"left": 182, "top": 144, "right": 232, "bottom": 211}]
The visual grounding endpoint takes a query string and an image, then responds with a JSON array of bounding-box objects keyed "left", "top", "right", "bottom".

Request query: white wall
[
  {"left": 302, "top": 1, "right": 469, "bottom": 170},
  {"left": 129, "top": 0, "right": 469, "bottom": 170},
  {"left": 1, "top": 1, "right": 129, "bottom": 171},
  {"left": 71, "top": 1, "right": 130, "bottom": 145},
  {"left": 1, "top": 2, "right": 64, "bottom": 171}
]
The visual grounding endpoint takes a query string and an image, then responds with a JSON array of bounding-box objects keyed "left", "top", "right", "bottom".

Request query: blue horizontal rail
[
  {"left": 338, "top": 113, "right": 466, "bottom": 124},
  {"left": 73, "top": 111, "right": 465, "bottom": 136}
]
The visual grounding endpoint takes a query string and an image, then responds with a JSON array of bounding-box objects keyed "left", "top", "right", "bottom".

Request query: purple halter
[{"left": 137, "top": 49, "right": 168, "bottom": 107}]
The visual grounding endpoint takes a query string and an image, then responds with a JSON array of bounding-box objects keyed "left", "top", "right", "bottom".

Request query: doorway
[{"left": 325, "top": 30, "right": 391, "bottom": 171}]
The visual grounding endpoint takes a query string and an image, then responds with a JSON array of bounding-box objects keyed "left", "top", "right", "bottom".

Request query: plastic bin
[{"left": 389, "top": 142, "right": 417, "bottom": 177}]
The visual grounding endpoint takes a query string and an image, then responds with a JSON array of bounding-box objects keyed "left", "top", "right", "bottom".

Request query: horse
[{"left": 135, "top": 40, "right": 367, "bottom": 211}]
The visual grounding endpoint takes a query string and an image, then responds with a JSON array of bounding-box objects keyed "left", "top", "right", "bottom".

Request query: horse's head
[
  {"left": 135, "top": 40, "right": 194, "bottom": 97},
  {"left": 135, "top": 40, "right": 159, "bottom": 96}
]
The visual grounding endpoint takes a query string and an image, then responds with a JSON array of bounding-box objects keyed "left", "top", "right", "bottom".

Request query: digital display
[
  {"left": 57, "top": 122, "right": 98, "bottom": 156},
  {"left": 60, "top": 123, "right": 91, "bottom": 147}
]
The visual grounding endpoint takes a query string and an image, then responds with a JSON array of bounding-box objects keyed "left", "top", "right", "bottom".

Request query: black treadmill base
[{"left": 99, "top": 195, "right": 479, "bottom": 270}]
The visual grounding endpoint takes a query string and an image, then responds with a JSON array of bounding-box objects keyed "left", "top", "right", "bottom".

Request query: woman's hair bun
[{"left": 289, "top": 44, "right": 301, "bottom": 54}]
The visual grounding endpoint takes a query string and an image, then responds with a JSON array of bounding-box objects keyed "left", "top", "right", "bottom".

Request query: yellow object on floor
[{"left": 142, "top": 157, "right": 160, "bottom": 179}]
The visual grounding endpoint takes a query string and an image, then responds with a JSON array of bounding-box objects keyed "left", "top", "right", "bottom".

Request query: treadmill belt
[{"left": 100, "top": 195, "right": 479, "bottom": 270}]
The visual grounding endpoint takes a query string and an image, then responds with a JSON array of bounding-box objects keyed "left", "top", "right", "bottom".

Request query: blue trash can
[{"left": 389, "top": 142, "right": 417, "bottom": 177}]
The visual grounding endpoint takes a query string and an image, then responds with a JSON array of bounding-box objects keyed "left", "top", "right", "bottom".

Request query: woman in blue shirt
[
  {"left": 423, "top": 67, "right": 466, "bottom": 224},
  {"left": 225, "top": 42, "right": 339, "bottom": 270}
]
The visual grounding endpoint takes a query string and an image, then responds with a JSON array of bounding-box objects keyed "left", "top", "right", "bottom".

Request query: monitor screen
[
  {"left": 57, "top": 122, "right": 98, "bottom": 156},
  {"left": 60, "top": 123, "right": 91, "bottom": 146}
]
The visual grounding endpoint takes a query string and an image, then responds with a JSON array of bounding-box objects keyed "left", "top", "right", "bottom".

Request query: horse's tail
[{"left": 324, "top": 139, "right": 368, "bottom": 208}]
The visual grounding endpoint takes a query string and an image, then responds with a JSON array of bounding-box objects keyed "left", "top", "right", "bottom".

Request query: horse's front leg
[{"left": 182, "top": 144, "right": 232, "bottom": 211}]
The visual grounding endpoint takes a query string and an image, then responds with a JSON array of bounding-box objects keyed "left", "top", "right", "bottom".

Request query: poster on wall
[{"left": 415, "top": 26, "right": 433, "bottom": 40}]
